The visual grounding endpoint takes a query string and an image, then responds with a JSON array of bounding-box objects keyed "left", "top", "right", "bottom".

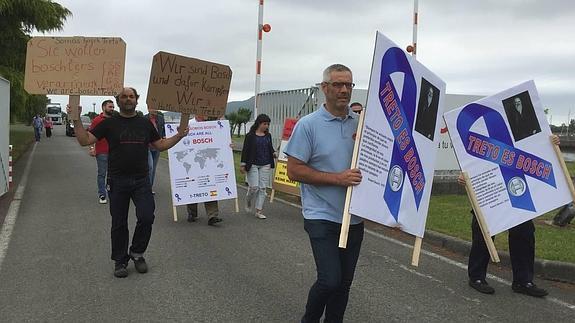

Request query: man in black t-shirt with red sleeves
[{"left": 69, "top": 87, "right": 189, "bottom": 278}]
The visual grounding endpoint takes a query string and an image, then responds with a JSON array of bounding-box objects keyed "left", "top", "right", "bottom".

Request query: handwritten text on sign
[
  {"left": 24, "top": 37, "right": 126, "bottom": 95},
  {"left": 146, "top": 52, "right": 232, "bottom": 117}
]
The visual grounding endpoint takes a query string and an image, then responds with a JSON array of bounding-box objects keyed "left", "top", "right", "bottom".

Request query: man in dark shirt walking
[{"left": 69, "top": 87, "right": 189, "bottom": 278}]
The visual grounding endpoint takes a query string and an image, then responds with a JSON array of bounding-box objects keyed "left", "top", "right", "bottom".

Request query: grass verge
[{"left": 9, "top": 124, "right": 34, "bottom": 162}]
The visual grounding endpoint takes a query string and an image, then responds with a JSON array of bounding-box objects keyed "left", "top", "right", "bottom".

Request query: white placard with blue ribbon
[
  {"left": 166, "top": 120, "right": 237, "bottom": 206},
  {"left": 349, "top": 32, "right": 446, "bottom": 238},
  {"left": 444, "top": 81, "right": 572, "bottom": 235}
]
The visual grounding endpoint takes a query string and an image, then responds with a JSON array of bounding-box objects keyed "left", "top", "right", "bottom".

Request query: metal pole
[
  {"left": 412, "top": 0, "right": 419, "bottom": 59},
  {"left": 254, "top": 0, "right": 264, "bottom": 120}
]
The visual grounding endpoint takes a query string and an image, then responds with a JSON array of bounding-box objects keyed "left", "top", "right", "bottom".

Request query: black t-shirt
[{"left": 90, "top": 115, "right": 161, "bottom": 177}]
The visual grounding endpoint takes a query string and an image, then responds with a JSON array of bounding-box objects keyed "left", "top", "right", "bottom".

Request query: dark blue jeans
[
  {"left": 96, "top": 154, "right": 108, "bottom": 198},
  {"left": 34, "top": 127, "right": 41, "bottom": 141},
  {"left": 148, "top": 149, "right": 160, "bottom": 187},
  {"left": 302, "top": 219, "right": 364, "bottom": 323},
  {"left": 107, "top": 175, "right": 155, "bottom": 263}
]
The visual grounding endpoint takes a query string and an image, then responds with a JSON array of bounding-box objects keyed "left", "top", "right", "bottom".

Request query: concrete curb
[{"left": 424, "top": 230, "right": 575, "bottom": 284}]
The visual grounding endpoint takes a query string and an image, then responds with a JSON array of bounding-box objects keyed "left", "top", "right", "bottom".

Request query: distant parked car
[{"left": 66, "top": 116, "right": 92, "bottom": 137}]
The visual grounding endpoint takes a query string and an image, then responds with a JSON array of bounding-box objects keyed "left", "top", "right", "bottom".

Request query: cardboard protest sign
[
  {"left": 166, "top": 120, "right": 237, "bottom": 206},
  {"left": 348, "top": 32, "right": 446, "bottom": 238},
  {"left": 147, "top": 51, "right": 232, "bottom": 118},
  {"left": 272, "top": 118, "right": 300, "bottom": 196},
  {"left": 24, "top": 37, "right": 126, "bottom": 96},
  {"left": 444, "top": 81, "right": 572, "bottom": 235}
]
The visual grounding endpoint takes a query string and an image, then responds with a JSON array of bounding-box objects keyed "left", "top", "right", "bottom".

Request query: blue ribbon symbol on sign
[
  {"left": 167, "top": 124, "right": 174, "bottom": 133},
  {"left": 217, "top": 121, "right": 223, "bottom": 128},
  {"left": 456, "top": 103, "right": 556, "bottom": 212},
  {"left": 379, "top": 47, "right": 426, "bottom": 221},
  {"left": 175, "top": 193, "right": 181, "bottom": 202},
  {"left": 225, "top": 187, "right": 232, "bottom": 196}
]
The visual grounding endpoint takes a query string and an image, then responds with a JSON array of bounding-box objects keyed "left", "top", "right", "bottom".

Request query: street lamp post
[{"left": 92, "top": 103, "right": 96, "bottom": 114}]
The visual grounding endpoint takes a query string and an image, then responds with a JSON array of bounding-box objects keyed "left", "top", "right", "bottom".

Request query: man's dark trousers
[
  {"left": 107, "top": 175, "right": 155, "bottom": 263},
  {"left": 302, "top": 219, "right": 364, "bottom": 323},
  {"left": 468, "top": 215, "right": 535, "bottom": 284}
]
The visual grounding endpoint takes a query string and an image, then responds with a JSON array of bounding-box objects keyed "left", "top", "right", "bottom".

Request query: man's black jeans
[
  {"left": 468, "top": 213, "right": 534, "bottom": 284},
  {"left": 302, "top": 219, "right": 364, "bottom": 323},
  {"left": 107, "top": 175, "right": 155, "bottom": 263}
]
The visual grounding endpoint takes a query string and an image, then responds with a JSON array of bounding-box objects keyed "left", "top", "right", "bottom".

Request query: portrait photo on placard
[
  {"left": 502, "top": 90, "right": 541, "bottom": 142},
  {"left": 414, "top": 77, "right": 440, "bottom": 141}
]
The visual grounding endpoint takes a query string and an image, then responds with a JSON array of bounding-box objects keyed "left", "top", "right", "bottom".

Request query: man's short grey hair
[{"left": 322, "top": 64, "right": 352, "bottom": 82}]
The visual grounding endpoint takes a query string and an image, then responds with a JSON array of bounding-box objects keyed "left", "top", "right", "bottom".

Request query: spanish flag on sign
[{"left": 210, "top": 190, "right": 218, "bottom": 197}]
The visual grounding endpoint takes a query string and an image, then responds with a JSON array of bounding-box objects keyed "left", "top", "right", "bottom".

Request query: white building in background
[
  {"left": 0, "top": 77, "right": 10, "bottom": 197},
  {"left": 257, "top": 87, "right": 482, "bottom": 172}
]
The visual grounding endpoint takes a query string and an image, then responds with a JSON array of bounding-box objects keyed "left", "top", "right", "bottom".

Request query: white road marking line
[
  {"left": 268, "top": 193, "right": 575, "bottom": 311},
  {"left": 0, "top": 143, "right": 36, "bottom": 274}
]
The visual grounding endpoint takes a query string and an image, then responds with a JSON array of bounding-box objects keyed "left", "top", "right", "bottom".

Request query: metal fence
[{"left": 256, "top": 87, "right": 320, "bottom": 148}]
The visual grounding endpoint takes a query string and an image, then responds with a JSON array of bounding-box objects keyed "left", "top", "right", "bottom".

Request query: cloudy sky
[{"left": 39, "top": 0, "right": 574, "bottom": 124}]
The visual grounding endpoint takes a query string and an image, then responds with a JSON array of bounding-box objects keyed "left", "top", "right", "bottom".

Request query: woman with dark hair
[{"left": 240, "top": 114, "right": 275, "bottom": 219}]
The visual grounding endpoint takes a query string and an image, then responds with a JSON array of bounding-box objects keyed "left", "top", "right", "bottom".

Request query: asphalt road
[{"left": 0, "top": 126, "right": 573, "bottom": 322}]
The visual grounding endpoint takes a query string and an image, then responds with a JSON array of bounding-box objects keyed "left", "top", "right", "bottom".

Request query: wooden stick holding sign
[
  {"left": 339, "top": 110, "right": 367, "bottom": 248},
  {"left": 463, "top": 171, "right": 500, "bottom": 263},
  {"left": 269, "top": 189, "right": 275, "bottom": 203},
  {"left": 171, "top": 113, "right": 191, "bottom": 222},
  {"left": 551, "top": 135, "right": 575, "bottom": 202},
  {"left": 411, "top": 237, "right": 423, "bottom": 266},
  {"left": 68, "top": 95, "right": 81, "bottom": 121},
  {"left": 169, "top": 182, "right": 178, "bottom": 222}
]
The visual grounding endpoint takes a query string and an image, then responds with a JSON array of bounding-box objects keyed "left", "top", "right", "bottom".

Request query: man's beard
[
  {"left": 120, "top": 104, "right": 136, "bottom": 114},
  {"left": 104, "top": 110, "right": 114, "bottom": 116}
]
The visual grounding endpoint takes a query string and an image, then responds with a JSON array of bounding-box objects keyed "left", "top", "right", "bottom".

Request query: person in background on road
[
  {"left": 43, "top": 116, "right": 53, "bottom": 138},
  {"left": 32, "top": 114, "right": 43, "bottom": 142},
  {"left": 145, "top": 108, "right": 166, "bottom": 194},
  {"left": 68, "top": 87, "right": 189, "bottom": 278},
  {"left": 88, "top": 100, "right": 115, "bottom": 204},
  {"left": 240, "top": 113, "right": 275, "bottom": 219},
  {"left": 458, "top": 134, "right": 559, "bottom": 298},
  {"left": 186, "top": 114, "right": 225, "bottom": 226},
  {"left": 284, "top": 64, "right": 364, "bottom": 323},
  {"left": 350, "top": 102, "right": 363, "bottom": 114}
]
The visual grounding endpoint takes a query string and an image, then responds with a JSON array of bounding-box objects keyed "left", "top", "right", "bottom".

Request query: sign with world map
[{"left": 166, "top": 120, "right": 237, "bottom": 205}]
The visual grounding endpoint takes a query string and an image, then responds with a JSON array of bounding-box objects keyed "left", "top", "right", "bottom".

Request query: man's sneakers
[
  {"left": 512, "top": 282, "right": 548, "bottom": 297},
  {"left": 114, "top": 255, "right": 148, "bottom": 277},
  {"left": 98, "top": 195, "right": 107, "bottom": 204},
  {"left": 130, "top": 254, "right": 148, "bottom": 274},
  {"left": 114, "top": 262, "right": 128, "bottom": 278},
  {"left": 208, "top": 217, "right": 223, "bottom": 226},
  {"left": 468, "top": 279, "right": 495, "bottom": 294},
  {"left": 255, "top": 212, "right": 266, "bottom": 219},
  {"left": 469, "top": 279, "right": 548, "bottom": 298}
]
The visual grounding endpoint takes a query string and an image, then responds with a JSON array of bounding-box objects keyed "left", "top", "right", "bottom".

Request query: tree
[
  {"left": 0, "top": 0, "right": 71, "bottom": 123},
  {"left": 235, "top": 107, "right": 252, "bottom": 137},
  {"left": 23, "top": 94, "right": 48, "bottom": 124},
  {"left": 226, "top": 111, "right": 239, "bottom": 135}
]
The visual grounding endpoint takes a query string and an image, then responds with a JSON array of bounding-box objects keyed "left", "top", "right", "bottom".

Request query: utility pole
[{"left": 254, "top": 0, "right": 271, "bottom": 120}]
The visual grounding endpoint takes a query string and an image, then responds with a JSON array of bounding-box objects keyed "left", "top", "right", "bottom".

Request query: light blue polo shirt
[{"left": 284, "top": 104, "right": 362, "bottom": 224}]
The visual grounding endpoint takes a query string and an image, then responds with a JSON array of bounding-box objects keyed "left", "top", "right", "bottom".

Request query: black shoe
[
  {"left": 512, "top": 282, "right": 548, "bottom": 297},
  {"left": 468, "top": 279, "right": 495, "bottom": 294},
  {"left": 187, "top": 214, "right": 198, "bottom": 222},
  {"left": 114, "top": 262, "right": 128, "bottom": 278},
  {"left": 130, "top": 254, "right": 148, "bottom": 273},
  {"left": 208, "top": 217, "right": 223, "bottom": 226}
]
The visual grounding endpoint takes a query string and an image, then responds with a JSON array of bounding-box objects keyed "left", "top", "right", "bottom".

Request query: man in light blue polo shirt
[{"left": 285, "top": 64, "right": 364, "bottom": 323}]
